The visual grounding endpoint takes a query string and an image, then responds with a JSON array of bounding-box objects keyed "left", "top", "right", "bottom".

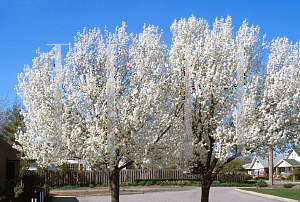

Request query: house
[
  {"left": 28, "top": 157, "right": 127, "bottom": 171},
  {"left": 274, "top": 148, "right": 300, "bottom": 178},
  {"left": 244, "top": 154, "right": 285, "bottom": 178},
  {"left": 28, "top": 158, "right": 92, "bottom": 171},
  {"left": 0, "top": 138, "right": 20, "bottom": 185}
]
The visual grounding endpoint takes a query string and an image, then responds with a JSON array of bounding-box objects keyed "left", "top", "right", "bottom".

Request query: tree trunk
[
  {"left": 201, "top": 186, "right": 210, "bottom": 202},
  {"left": 109, "top": 166, "right": 120, "bottom": 202}
]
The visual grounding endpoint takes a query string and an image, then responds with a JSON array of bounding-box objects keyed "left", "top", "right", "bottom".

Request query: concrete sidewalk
[{"left": 74, "top": 187, "right": 278, "bottom": 202}]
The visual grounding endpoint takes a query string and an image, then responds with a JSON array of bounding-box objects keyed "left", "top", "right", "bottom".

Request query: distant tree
[
  {"left": 219, "top": 159, "right": 244, "bottom": 174},
  {"left": 0, "top": 96, "right": 25, "bottom": 145},
  {"left": 56, "top": 162, "right": 71, "bottom": 178},
  {"left": 0, "top": 92, "right": 10, "bottom": 141}
]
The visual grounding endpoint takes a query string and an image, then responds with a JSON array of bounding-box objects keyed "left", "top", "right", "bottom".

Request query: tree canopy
[{"left": 14, "top": 15, "right": 300, "bottom": 202}]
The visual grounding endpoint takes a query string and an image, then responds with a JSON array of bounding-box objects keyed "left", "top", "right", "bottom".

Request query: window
[{"left": 70, "top": 164, "right": 78, "bottom": 170}]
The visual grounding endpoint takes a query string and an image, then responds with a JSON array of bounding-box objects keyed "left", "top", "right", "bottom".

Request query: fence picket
[{"left": 23, "top": 169, "right": 244, "bottom": 186}]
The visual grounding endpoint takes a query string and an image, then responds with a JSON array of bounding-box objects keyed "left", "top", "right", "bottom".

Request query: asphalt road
[{"left": 52, "top": 187, "right": 278, "bottom": 202}]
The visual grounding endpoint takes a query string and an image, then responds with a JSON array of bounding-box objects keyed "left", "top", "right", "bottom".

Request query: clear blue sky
[{"left": 1, "top": 0, "right": 300, "bottom": 109}]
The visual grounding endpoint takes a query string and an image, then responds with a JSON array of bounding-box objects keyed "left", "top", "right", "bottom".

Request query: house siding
[
  {"left": 287, "top": 150, "right": 300, "bottom": 162},
  {"left": 0, "top": 138, "right": 20, "bottom": 185}
]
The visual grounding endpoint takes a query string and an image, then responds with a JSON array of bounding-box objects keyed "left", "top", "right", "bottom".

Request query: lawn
[
  {"left": 241, "top": 188, "right": 300, "bottom": 200},
  {"left": 274, "top": 179, "right": 300, "bottom": 182},
  {"left": 50, "top": 181, "right": 257, "bottom": 190}
]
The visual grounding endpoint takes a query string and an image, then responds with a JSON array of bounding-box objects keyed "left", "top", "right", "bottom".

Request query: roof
[
  {"left": 283, "top": 159, "right": 300, "bottom": 166},
  {"left": 293, "top": 148, "right": 300, "bottom": 156},
  {"left": 243, "top": 163, "right": 251, "bottom": 169},
  {"left": 255, "top": 155, "right": 285, "bottom": 168}
]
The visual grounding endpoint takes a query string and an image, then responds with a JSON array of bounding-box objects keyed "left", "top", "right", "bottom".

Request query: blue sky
[{"left": 1, "top": 0, "right": 300, "bottom": 110}]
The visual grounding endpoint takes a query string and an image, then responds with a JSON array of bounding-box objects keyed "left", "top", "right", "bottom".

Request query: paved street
[
  {"left": 50, "top": 180, "right": 300, "bottom": 202},
  {"left": 55, "top": 187, "right": 277, "bottom": 202}
]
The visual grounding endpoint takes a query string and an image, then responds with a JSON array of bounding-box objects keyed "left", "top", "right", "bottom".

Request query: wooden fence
[{"left": 24, "top": 169, "right": 245, "bottom": 187}]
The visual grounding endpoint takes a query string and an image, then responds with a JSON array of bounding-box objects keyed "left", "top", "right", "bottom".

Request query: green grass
[
  {"left": 127, "top": 180, "right": 256, "bottom": 187},
  {"left": 50, "top": 185, "right": 81, "bottom": 189},
  {"left": 50, "top": 183, "right": 108, "bottom": 189},
  {"left": 241, "top": 188, "right": 300, "bottom": 200},
  {"left": 50, "top": 181, "right": 256, "bottom": 189},
  {"left": 211, "top": 182, "right": 257, "bottom": 187},
  {"left": 274, "top": 179, "right": 300, "bottom": 182}
]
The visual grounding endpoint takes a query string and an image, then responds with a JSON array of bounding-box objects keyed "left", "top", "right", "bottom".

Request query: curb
[{"left": 235, "top": 188, "right": 300, "bottom": 202}]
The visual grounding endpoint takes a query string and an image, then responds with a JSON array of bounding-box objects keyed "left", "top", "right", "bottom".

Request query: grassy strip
[
  {"left": 50, "top": 183, "right": 108, "bottom": 189},
  {"left": 274, "top": 179, "right": 300, "bottom": 182},
  {"left": 241, "top": 188, "right": 300, "bottom": 200},
  {"left": 50, "top": 181, "right": 256, "bottom": 189},
  {"left": 211, "top": 182, "right": 256, "bottom": 187}
]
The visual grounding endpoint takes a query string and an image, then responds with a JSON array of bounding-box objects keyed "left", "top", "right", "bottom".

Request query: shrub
[
  {"left": 89, "top": 184, "right": 95, "bottom": 188},
  {"left": 130, "top": 182, "right": 137, "bottom": 186},
  {"left": 295, "top": 173, "right": 300, "bottom": 180},
  {"left": 134, "top": 178, "right": 201, "bottom": 185},
  {"left": 0, "top": 180, "right": 15, "bottom": 201},
  {"left": 280, "top": 177, "right": 286, "bottom": 180},
  {"left": 145, "top": 182, "right": 151, "bottom": 186},
  {"left": 14, "top": 184, "right": 24, "bottom": 198},
  {"left": 120, "top": 182, "right": 138, "bottom": 187},
  {"left": 139, "top": 181, "right": 146, "bottom": 186},
  {"left": 50, "top": 185, "right": 80, "bottom": 189},
  {"left": 245, "top": 174, "right": 253, "bottom": 181},
  {"left": 283, "top": 183, "right": 293, "bottom": 188},
  {"left": 257, "top": 179, "right": 267, "bottom": 187},
  {"left": 287, "top": 175, "right": 293, "bottom": 180},
  {"left": 20, "top": 172, "right": 42, "bottom": 200},
  {"left": 254, "top": 177, "right": 265, "bottom": 180}
]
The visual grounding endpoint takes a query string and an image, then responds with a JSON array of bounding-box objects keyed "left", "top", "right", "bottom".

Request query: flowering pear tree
[
  {"left": 14, "top": 15, "right": 300, "bottom": 202},
  {"left": 252, "top": 37, "right": 300, "bottom": 185},
  {"left": 14, "top": 48, "right": 69, "bottom": 167},
  {"left": 168, "top": 15, "right": 270, "bottom": 202},
  {"left": 254, "top": 37, "right": 300, "bottom": 151},
  {"left": 15, "top": 22, "right": 181, "bottom": 202}
]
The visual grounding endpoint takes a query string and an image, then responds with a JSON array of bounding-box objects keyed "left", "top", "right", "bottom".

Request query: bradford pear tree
[
  {"left": 168, "top": 15, "right": 272, "bottom": 202},
  {"left": 64, "top": 23, "right": 182, "bottom": 201},
  {"left": 254, "top": 37, "right": 300, "bottom": 185},
  {"left": 14, "top": 47, "right": 70, "bottom": 167},
  {"left": 14, "top": 22, "right": 181, "bottom": 202},
  {"left": 14, "top": 15, "right": 300, "bottom": 202}
]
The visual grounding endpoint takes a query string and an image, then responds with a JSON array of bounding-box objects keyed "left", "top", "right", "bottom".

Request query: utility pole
[{"left": 269, "top": 148, "right": 273, "bottom": 185}]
